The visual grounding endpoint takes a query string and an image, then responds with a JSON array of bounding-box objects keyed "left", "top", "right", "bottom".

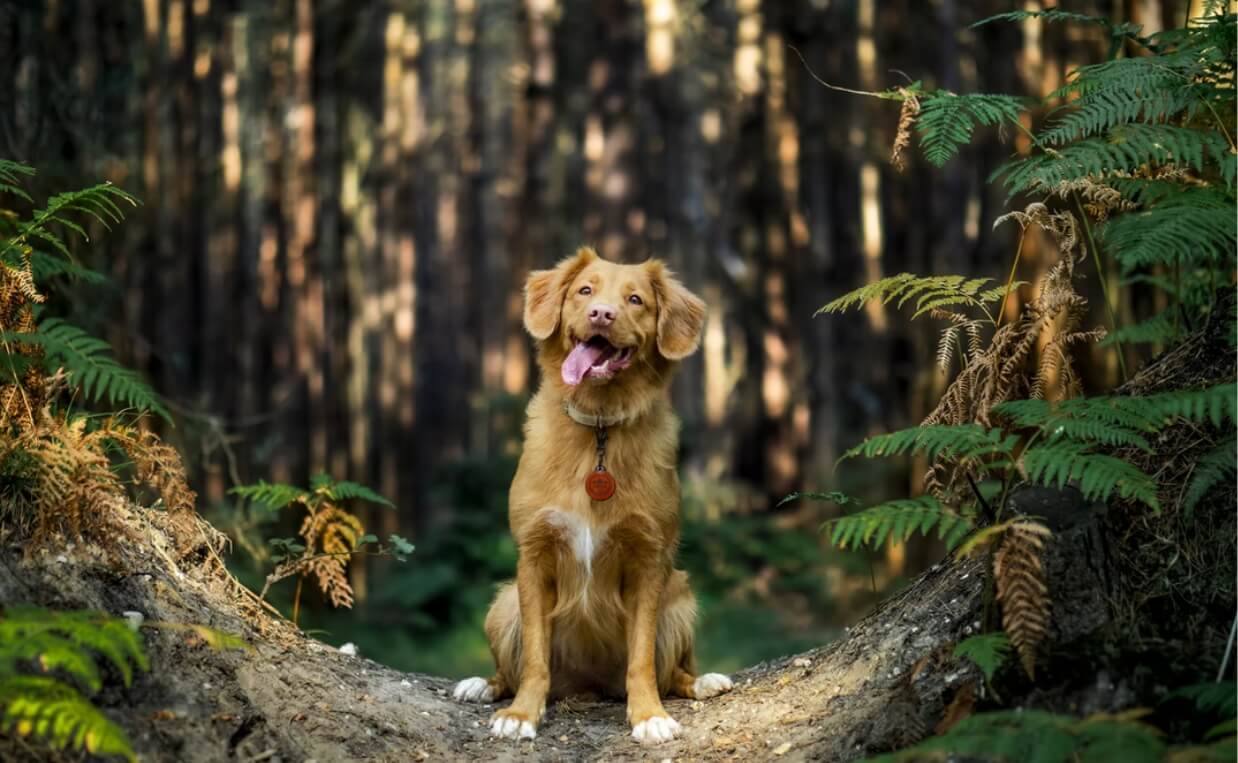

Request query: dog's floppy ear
[
  {"left": 523, "top": 247, "right": 598, "bottom": 340},
  {"left": 647, "top": 260, "right": 706, "bottom": 360}
]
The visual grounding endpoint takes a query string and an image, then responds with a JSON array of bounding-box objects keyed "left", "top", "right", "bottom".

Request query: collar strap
[{"left": 563, "top": 402, "right": 634, "bottom": 428}]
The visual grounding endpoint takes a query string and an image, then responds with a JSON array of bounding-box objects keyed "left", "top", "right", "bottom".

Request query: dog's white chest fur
[{"left": 542, "top": 507, "right": 606, "bottom": 574}]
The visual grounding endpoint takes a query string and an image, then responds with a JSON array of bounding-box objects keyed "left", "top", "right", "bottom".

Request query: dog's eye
[
  {"left": 579, "top": 286, "right": 592, "bottom": 296},
  {"left": 628, "top": 294, "right": 643, "bottom": 306}
]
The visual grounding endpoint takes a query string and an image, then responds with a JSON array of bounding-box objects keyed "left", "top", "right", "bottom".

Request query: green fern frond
[
  {"left": 954, "top": 632, "right": 1012, "bottom": 683},
  {"left": 867, "top": 709, "right": 1166, "bottom": 763},
  {"left": 1103, "top": 202, "right": 1236, "bottom": 273},
  {"left": 998, "top": 125, "right": 1232, "bottom": 196},
  {"left": 777, "top": 490, "right": 863, "bottom": 508},
  {"left": 0, "top": 160, "right": 35, "bottom": 203},
  {"left": 1, "top": 183, "right": 138, "bottom": 262},
  {"left": 3, "top": 319, "right": 169, "bottom": 421},
  {"left": 818, "top": 273, "right": 1010, "bottom": 320},
  {"left": 230, "top": 480, "right": 308, "bottom": 511},
  {"left": 842, "top": 424, "right": 1017, "bottom": 467},
  {"left": 315, "top": 476, "right": 394, "bottom": 507},
  {"left": 972, "top": 10, "right": 1117, "bottom": 28},
  {"left": 1181, "top": 436, "right": 1236, "bottom": 515},
  {"left": 824, "top": 495, "right": 973, "bottom": 550},
  {"left": 1143, "top": 382, "right": 1237, "bottom": 426},
  {"left": 27, "top": 251, "right": 110, "bottom": 285},
  {"left": 1022, "top": 441, "right": 1160, "bottom": 511},
  {"left": 916, "top": 92, "right": 1026, "bottom": 166},
  {"left": 1169, "top": 681, "right": 1238, "bottom": 720},
  {"left": 993, "top": 399, "right": 1155, "bottom": 451},
  {"left": 0, "top": 606, "right": 147, "bottom": 688},
  {"left": 1099, "top": 310, "right": 1181, "bottom": 347},
  {"left": 0, "top": 675, "right": 136, "bottom": 762}
]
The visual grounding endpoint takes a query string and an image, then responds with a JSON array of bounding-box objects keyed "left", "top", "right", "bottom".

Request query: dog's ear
[
  {"left": 647, "top": 261, "right": 707, "bottom": 360},
  {"left": 523, "top": 247, "right": 598, "bottom": 340}
]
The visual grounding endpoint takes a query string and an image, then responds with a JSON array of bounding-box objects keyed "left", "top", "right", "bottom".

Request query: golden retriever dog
[{"left": 452, "top": 246, "right": 733, "bottom": 744}]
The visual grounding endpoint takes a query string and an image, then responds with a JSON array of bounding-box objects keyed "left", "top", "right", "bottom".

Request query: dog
[{"left": 452, "top": 246, "right": 733, "bottom": 744}]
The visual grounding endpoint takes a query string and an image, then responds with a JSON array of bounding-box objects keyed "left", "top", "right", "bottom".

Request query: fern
[
  {"left": 0, "top": 606, "right": 148, "bottom": 762},
  {"left": 842, "top": 424, "right": 1017, "bottom": 467},
  {"left": 311, "top": 473, "right": 394, "bottom": 507},
  {"left": 0, "top": 160, "right": 35, "bottom": 203},
  {"left": 1022, "top": 441, "right": 1160, "bottom": 511},
  {"left": 0, "top": 182, "right": 137, "bottom": 262},
  {"left": 3, "top": 318, "right": 169, "bottom": 421},
  {"left": 1181, "top": 436, "right": 1236, "bottom": 515},
  {"left": 915, "top": 93, "right": 1026, "bottom": 167},
  {"left": 824, "top": 495, "right": 973, "bottom": 551},
  {"left": 0, "top": 676, "right": 136, "bottom": 762},
  {"left": 954, "top": 632, "right": 1011, "bottom": 683},
  {"left": 867, "top": 709, "right": 1168, "bottom": 763},
  {"left": 1104, "top": 205, "right": 1236, "bottom": 273},
  {"left": 230, "top": 480, "right": 308, "bottom": 511},
  {"left": 1169, "top": 681, "right": 1238, "bottom": 720}
]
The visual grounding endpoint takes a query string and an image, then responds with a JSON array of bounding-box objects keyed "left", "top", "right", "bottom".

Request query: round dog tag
[{"left": 585, "top": 469, "right": 616, "bottom": 501}]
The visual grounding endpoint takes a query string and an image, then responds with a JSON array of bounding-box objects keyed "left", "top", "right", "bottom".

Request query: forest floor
[{"left": 0, "top": 511, "right": 994, "bottom": 763}]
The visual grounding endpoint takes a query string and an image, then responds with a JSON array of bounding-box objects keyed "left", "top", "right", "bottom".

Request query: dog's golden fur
[{"left": 455, "top": 247, "right": 730, "bottom": 743}]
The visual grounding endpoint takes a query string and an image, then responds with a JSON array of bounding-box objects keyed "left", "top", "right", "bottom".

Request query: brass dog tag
[{"left": 586, "top": 468, "right": 616, "bottom": 501}]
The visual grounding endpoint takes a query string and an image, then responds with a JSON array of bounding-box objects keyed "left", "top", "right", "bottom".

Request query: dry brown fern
[
  {"left": 994, "top": 520, "right": 1052, "bottom": 678},
  {"left": 891, "top": 89, "right": 921, "bottom": 172},
  {"left": 921, "top": 204, "right": 1105, "bottom": 499}
]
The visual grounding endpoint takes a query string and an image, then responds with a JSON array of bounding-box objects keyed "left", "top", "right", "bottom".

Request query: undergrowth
[{"left": 793, "top": 6, "right": 1236, "bottom": 761}]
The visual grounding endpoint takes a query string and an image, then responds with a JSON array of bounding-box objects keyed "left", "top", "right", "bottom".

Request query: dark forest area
[{"left": 0, "top": 0, "right": 1234, "bottom": 761}]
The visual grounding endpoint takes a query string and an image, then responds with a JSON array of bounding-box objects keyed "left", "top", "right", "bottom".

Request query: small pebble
[
  {"left": 792, "top": 658, "right": 811, "bottom": 668},
  {"left": 121, "top": 611, "right": 144, "bottom": 631},
  {"left": 339, "top": 643, "right": 358, "bottom": 657},
  {"left": 400, "top": 679, "right": 412, "bottom": 688}
]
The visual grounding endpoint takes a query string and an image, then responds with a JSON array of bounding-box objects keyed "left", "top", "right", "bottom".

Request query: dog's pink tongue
[{"left": 562, "top": 342, "right": 605, "bottom": 386}]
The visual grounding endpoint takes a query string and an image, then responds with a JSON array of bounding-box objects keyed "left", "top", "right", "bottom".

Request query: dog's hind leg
[
  {"left": 453, "top": 583, "right": 520, "bottom": 704},
  {"left": 659, "top": 571, "right": 734, "bottom": 701}
]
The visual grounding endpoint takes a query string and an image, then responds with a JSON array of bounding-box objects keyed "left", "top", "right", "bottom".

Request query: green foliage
[
  {"left": 915, "top": 93, "right": 1026, "bottom": 167},
  {"left": 1169, "top": 681, "right": 1238, "bottom": 720},
  {"left": 842, "top": 424, "right": 1017, "bottom": 466},
  {"left": 818, "top": 273, "right": 1020, "bottom": 321},
  {"left": 866, "top": 709, "right": 1169, "bottom": 763},
  {"left": 0, "top": 180, "right": 136, "bottom": 262},
  {"left": 1022, "top": 441, "right": 1161, "bottom": 511},
  {"left": 1181, "top": 436, "right": 1235, "bottom": 515},
  {"left": 776, "top": 489, "right": 861, "bottom": 508},
  {"left": 0, "top": 606, "right": 148, "bottom": 762},
  {"left": 2, "top": 318, "right": 169, "bottom": 421},
  {"left": 824, "top": 495, "right": 973, "bottom": 551},
  {"left": 953, "top": 632, "right": 1011, "bottom": 683},
  {"left": 231, "top": 480, "right": 309, "bottom": 512}
]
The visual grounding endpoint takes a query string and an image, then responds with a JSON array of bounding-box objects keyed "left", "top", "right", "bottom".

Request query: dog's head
[{"left": 524, "top": 247, "right": 706, "bottom": 393}]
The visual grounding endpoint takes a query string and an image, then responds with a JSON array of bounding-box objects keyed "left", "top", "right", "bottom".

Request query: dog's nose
[{"left": 587, "top": 302, "right": 617, "bottom": 327}]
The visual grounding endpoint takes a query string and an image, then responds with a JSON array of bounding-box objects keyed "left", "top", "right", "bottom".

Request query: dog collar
[{"left": 563, "top": 402, "right": 634, "bottom": 428}]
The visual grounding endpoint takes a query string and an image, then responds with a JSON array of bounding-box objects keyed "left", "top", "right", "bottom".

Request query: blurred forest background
[{"left": 0, "top": 0, "right": 1201, "bottom": 677}]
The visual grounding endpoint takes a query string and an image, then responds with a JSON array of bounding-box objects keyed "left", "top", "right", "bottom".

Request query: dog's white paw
[
  {"left": 452, "top": 676, "right": 494, "bottom": 703},
  {"left": 631, "top": 714, "right": 681, "bottom": 744},
  {"left": 693, "top": 672, "right": 734, "bottom": 700},
  {"left": 489, "top": 715, "right": 537, "bottom": 740}
]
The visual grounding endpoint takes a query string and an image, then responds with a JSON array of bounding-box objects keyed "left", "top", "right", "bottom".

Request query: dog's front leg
[
  {"left": 623, "top": 563, "right": 680, "bottom": 744},
  {"left": 489, "top": 554, "right": 554, "bottom": 740}
]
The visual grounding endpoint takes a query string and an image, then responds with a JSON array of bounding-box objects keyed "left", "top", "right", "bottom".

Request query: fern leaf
[
  {"left": 776, "top": 490, "right": 862, "bottom": 508},
  {"left": 1100, "top": 310, "right": 1181, "bottom": 347},
  {"left": 916, "top": 92, "right": 1025, "bottom": 167},
  {"left": 323, "top": 479, "right": 394, "bottom": 507},
  {"left": 842, "top": 424, "right": 1017, "bottom": 467},
  {"left": 230, "top": 480, "right": 308, "bottom": 511},
  {"left": 1103, "top": 205, "right": 1237, "bottom": 273},
  {"left": 1181, "top": 436, "right": 1236, "bottom": 515},
  {"left": 1169, "top": 682, "right": 1238, "bottom": 720},
  {"left": 0, "top": 160, "right": 35, "bottom": 203},
  {"left": 1022, "top": 441, "right": 1160, "bottom": 511},
  {"left": 823, "top": 495, "right": 973, "bottom": 550},
  {"left": 972, "top": 10, "right": 1116, "bottom": 28},
  {"left": 1144, "top": 382, "right": 1237, "bottom": 427},
  {"left": 0, "top": 675, "right": 136, "bottom": 763},
  {"left": 953, "top": 633, "right": 1012, "bottom": 683},
  {"left": 994, "top": 522, "right": 1052, "bottom": 679}
]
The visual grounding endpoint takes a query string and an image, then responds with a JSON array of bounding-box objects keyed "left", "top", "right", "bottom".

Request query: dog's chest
[{"left": 541, "top": 508, "right": 608, "bottom": 573}]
